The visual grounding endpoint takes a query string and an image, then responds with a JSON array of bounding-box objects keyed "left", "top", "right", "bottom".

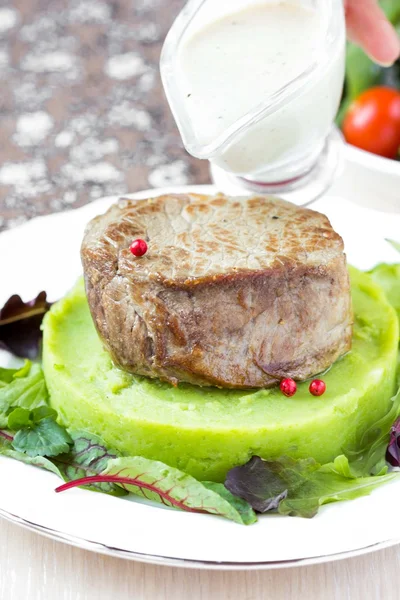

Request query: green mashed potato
[{"left": 42, "top": 267, "right": 399, "bottom": 482}]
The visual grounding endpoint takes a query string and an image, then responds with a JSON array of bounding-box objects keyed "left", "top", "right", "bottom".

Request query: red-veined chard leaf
[
  {"left": 0, "top": 292, "right": 51, "bottom": 358},
  {"left": 52, "top": 431, "right": 128, "bottom": 497},
  {"left": 55, "top": 456, "right": 257, "bottom": 525}
]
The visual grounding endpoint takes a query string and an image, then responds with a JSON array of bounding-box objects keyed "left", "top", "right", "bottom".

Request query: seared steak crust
[{"left": 81, "top": 193, "right": 352, "bottom": 388}]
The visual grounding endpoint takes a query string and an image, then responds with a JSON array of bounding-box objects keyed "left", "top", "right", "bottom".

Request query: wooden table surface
[{"left": 1, "top": 517, "right": 399, "bottom": 599}]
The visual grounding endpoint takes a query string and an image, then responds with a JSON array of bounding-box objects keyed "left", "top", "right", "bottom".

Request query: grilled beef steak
[{"left": 81, "top": 193, "right": 352, "bottom": 388}]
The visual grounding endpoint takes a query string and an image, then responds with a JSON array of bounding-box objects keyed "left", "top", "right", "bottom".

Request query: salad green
[
  {"left": 12, "top": 417, "right": 72, "bottom": 458},
  {"left": 225, "top": 454, "right": 398, "bottom": 519}
]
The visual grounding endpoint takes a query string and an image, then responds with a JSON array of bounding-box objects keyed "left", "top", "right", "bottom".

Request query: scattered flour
[
  {"left": 69, "top": 115, "right": 96, "bottom": 135},
  {"left": 62, "top": 162, "right": 123, "bottom": 184},
  {"left": 136, "top": 22, "right": 160, "bottom": 43},
  {"left": 0, "top": 8, "right": 18, "bottom": 34},
  {"left": 90, "top": 185, "right": 105, "bottom": 199},
  {"left": 69, "top": 1, "right": 111, "bottom": 23},
  {"left": 104, "top": 52, "right": 147, "bottom": 80},
  {"left": 135, "top": 0, "right": 161, "bottom": 13},
  {"left": 50, "top": 198, "right": 63, "bottom": 211},
  {"left": 7, "top": 216, "right": 28, "bottom": 229},
  {"left": 14, "top": 111, "right": 54, "bottom": 146},
  {"left": 19, "top": 17, "right": 55, "bottom": 42},
  {"left": 63, "top": 190, "right": 77, "bottom": 204},
  {"left": 13, "top": 81, "right": 53, "bottom": 108},
  {"left": 69, "top": 138, "right": 118, "bottom": 163},
  {"left": 138, "top": 71, "right": 156, "bottom": 92},
  {"left": 0, "top": 49, "right": 8, "bottom": 69},
  {"left": 0, "top": 161, "right": 47, "bottom": 186},
  {"left": 55, "top": 131, "right": 75, "bottom": 148},
  {"left": 0, "top": 160, "right": 50, "bottom": 196},
  {"left": 108, "top": 102, "right": 151, "bottom": 130},
  {"left": 148, "top": 161, "right": 189, "bottom": 188},
  {"left": 21, "top": 51, "right": 75, "bottom": 73}
]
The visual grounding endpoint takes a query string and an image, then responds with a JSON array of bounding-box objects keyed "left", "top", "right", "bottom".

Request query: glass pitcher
[{"left": 160, "top": 0, "right": 346, "bottom": 205}]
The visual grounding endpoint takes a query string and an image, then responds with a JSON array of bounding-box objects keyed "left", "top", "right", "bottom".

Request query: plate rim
[{"left": 1, "top": 505, "right": 399, "bottom": 570}]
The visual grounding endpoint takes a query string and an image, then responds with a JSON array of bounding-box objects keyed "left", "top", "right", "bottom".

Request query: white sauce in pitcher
[
  {"left": 173, "top": 1, "right": 345, "bottom": 178},
  {"left": 179, "top": 2, "right": 323, "bottom": 145}
]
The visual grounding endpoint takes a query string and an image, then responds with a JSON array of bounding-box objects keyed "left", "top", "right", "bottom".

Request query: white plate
[
  {"left": 2, "top": 184, "right": 400, "bottom": 570},
  {"left": 332, "top": 144, "right": 400, "bottom": 213}
]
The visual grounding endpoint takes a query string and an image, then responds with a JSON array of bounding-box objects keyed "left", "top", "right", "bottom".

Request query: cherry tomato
[{"left": 343, "top": 87, "right": 400, "bottom": 159}]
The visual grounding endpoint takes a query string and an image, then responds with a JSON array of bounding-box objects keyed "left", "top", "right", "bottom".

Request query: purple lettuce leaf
[
  {"left": 386, "top": 416, "right": 400, "bottom": 466},
  {"left": 225, "top": 456, "right": 290, "bottom": 513},
  {"left": 0, "top": 292, "right": 52, "bottom": 358}
]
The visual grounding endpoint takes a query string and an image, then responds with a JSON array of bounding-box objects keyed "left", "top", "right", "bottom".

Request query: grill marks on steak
[{"left": 81, "top": 193, "right": 352, "bottom": 389}]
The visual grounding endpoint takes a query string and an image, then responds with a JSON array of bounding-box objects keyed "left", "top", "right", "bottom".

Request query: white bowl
[{"left": 331, "top": 144, "right": 400, "bottom": 213}]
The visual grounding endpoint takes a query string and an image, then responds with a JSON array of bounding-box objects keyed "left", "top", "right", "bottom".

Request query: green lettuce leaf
[
  {"left": 345, "top": 386, "right": 400, "bottom": 476},
  {"left": 0, "top": 361, "right": 68, "bottom": 458},
  {"left": 7, "top": 407, "right": 32, "bottom": 430},
  {"left": 0, "top": 435, "right": 62, "bottom": 477},
  {"left": 0, "top": 368, "right": 17, "bottom": 386},
  {"left": 12, "top": 418, "right": 72, "bottom": 457},
  {"left": 7, "top": 406, "right": 57, "bottom": 430},
  {"left": 279, "top": 460, "right": 397, "bottom": 518},
  {"left": 0, "top": 362, "right": 48, "bottom": 418},
  {"left": 370, "top": 261, "right": 400, "bottom": 321},
  {"left": 225, "top": 455, "right": 397, "bottom": 518},
  {"left": 0, "top": 360, "right": 31, "bottom": 387},
  {"left": 202, "top": 481, "right": 257, "bottom": 525}
]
